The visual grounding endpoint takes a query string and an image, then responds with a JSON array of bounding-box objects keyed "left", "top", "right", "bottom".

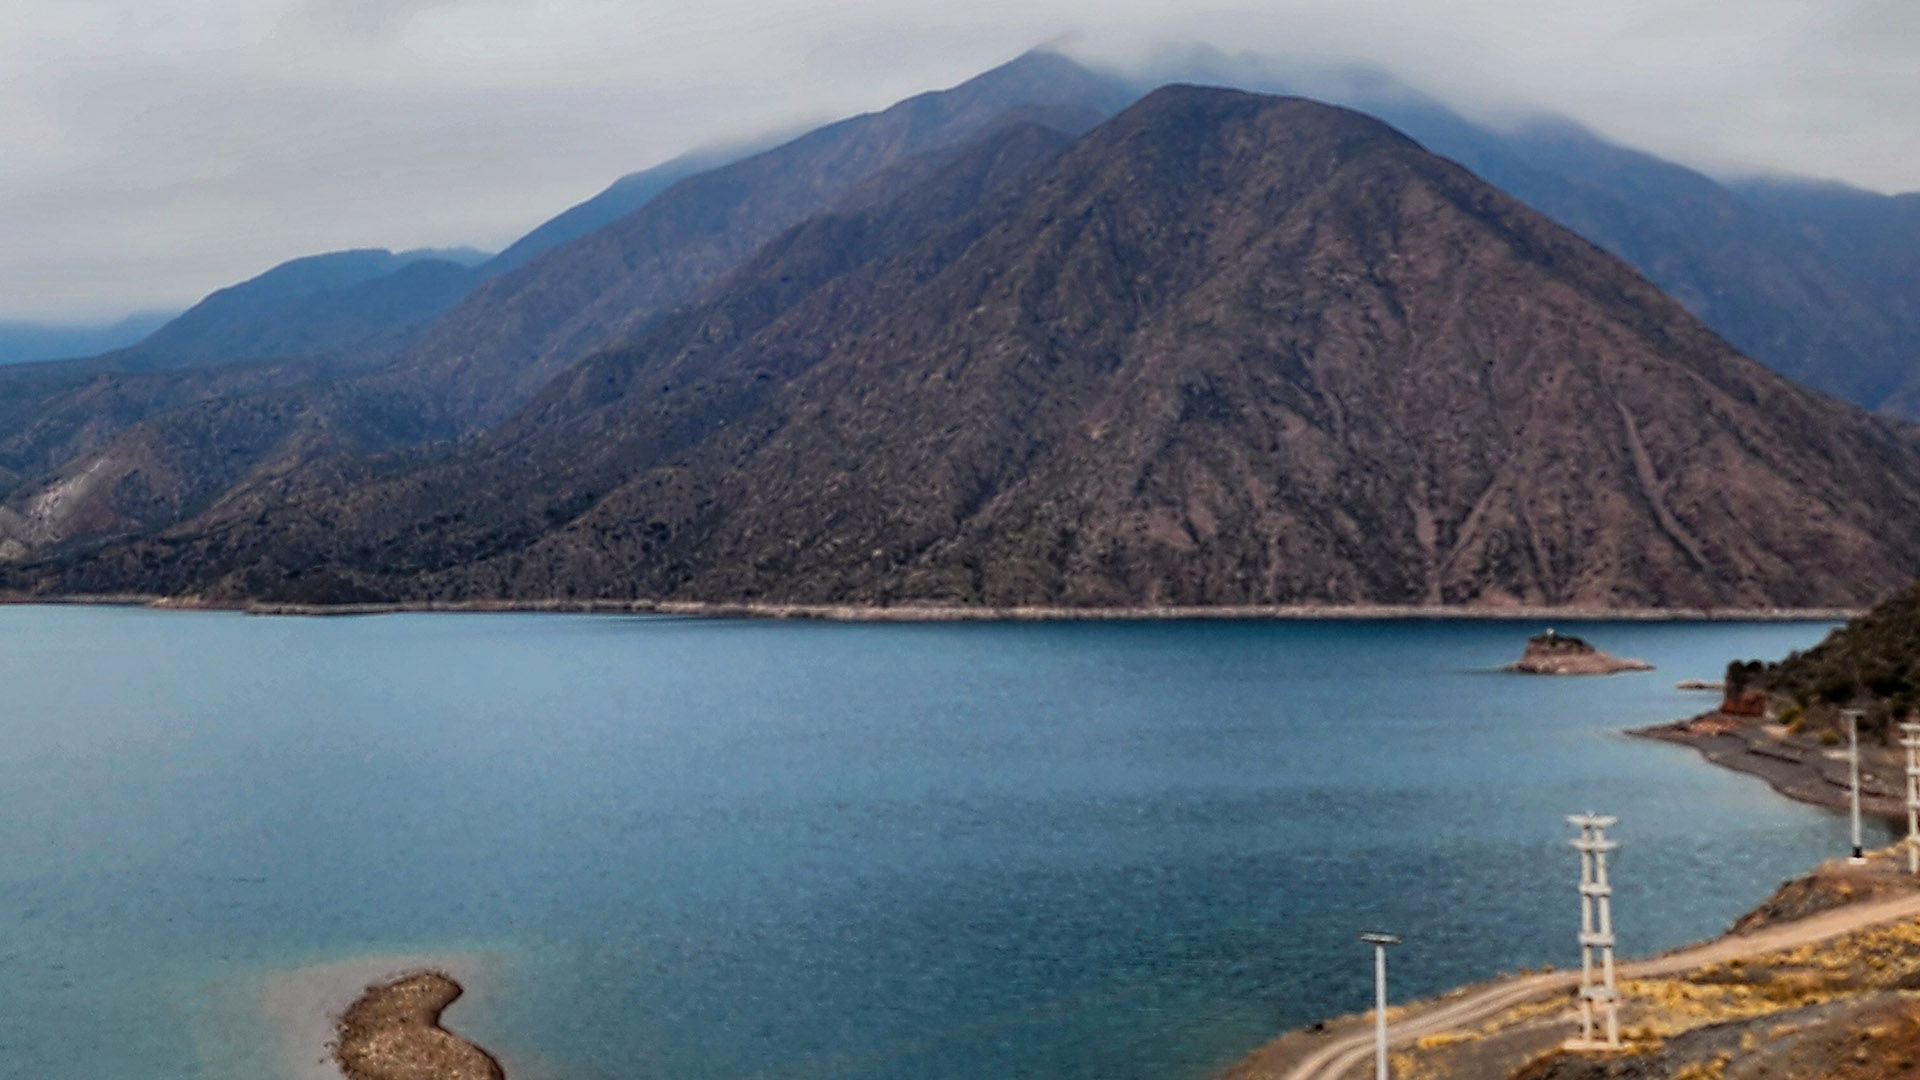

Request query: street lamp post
[
  {"left": 1359, "top": 931, "right": 1402, "bottom": 1080},
  {"left": 1845, "top": 709, "right": 1866, "bottom": 863}
]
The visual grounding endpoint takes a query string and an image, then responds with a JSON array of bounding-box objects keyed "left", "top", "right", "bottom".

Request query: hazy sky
[{"left": 3, "top": 0, "right": 1915, "bottom": 320}]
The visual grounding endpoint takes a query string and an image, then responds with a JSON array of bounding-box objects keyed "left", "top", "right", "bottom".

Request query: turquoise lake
[{"left": 0, "top": 607, "right": 1882, "bottom": 1079}]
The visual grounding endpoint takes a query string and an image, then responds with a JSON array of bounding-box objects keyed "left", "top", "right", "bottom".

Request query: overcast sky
[{"left": 3, "top": 0, "right": 1915, "bottom": 321}]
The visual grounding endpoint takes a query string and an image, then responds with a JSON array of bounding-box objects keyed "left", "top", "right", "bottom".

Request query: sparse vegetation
[{"left": 1743, "top": 581, "right": 1920, "bottom": 736}]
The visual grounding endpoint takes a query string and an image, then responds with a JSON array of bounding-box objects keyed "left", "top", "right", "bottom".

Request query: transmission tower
[
  {"left": 1903, "top": 721, "right": 1920, "bottom": 874},
  {"left": 1568, "top": 813, "right": 1620, "bottom": 1049}
]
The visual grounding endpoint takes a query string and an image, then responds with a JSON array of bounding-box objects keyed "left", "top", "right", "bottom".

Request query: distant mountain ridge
[
  {"left": 1154, "top": 51, "right": 1920, "bottom": 418},
  {"left": 0, "top": 311, "right": 177, "bottom": 367},
  {"left": 95, "top": 247, "right": 490, "bottom": 374},
  {"left": 1727, "top": 178, "right": 1920, "bottom": 411},
  {"left": 24, "top": 86, "right": 1920, "bottom": 610},
  {"left": 484, "top": 141, "right": 776, "bottom": 274}
]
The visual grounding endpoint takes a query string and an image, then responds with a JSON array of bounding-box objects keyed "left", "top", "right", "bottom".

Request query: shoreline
[
  {"left": 1629, "top": 713, "right": 1911, "bottom": 822},
  {"left": 0, "top": 593, "right": 1863, "bottom": 622}
]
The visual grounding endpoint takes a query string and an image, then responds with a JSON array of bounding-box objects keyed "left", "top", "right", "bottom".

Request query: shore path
[{"left": 1278, "top": 890, "right": 1920, "bottom": 1080}]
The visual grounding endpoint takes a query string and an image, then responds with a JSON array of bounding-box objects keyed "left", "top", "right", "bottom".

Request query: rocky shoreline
[{"left": 1632, "top": 710, "right": 1912, "bottom": 821}]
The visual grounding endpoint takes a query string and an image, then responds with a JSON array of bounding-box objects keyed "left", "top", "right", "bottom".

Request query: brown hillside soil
[
  {"left": 1507, "top": 996, "right": 1920, "bottom": 1079},
  {"left": 1735, "top": 858, "right": 1920, "bottom": 934},
  {"left": 334, "top": 971, "right": 504, "bottom": 1080}
]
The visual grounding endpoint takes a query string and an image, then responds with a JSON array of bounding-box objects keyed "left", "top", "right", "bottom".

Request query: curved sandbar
[{"left": 335, "top": 971, "right": 504, "bottom": 1080}]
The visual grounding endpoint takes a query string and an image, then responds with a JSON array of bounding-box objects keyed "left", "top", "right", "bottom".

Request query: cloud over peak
[{"left": 3, "top": 0, "right": 1914, "bottom": 320}]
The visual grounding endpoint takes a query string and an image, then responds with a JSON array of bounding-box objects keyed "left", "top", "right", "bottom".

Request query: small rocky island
[
  {"left": 1504, "top": 629, "right": 1653, "bottom": 675},
  {"left": 335, "top": 972, "right": 504, "bottom": 1080}
]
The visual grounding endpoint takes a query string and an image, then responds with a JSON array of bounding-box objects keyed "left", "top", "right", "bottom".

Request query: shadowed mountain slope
[
  {"left": 1728, "top": 179, "right": 1920, "bottom": 412},
  {"left": 97, "top": 247, "right": 489, "bottom": 374},
  {"left": 1156, "top": 54, "right": 1920, "bottom": 417},
  {"left": 482, "top": 141, "right": 774, "bottom": 275},
  {"left": 1408, "top": 120, "right": 1919, "bottom": 412},
  {"left": 32, "top": 87, "right": 1920, "bottom": 609},
  {"left": 0, "top": 52, "right": 1132, "bottom": 562},
  {"left": 374, "top": 50, "right": 1135, "bottom": 432}
]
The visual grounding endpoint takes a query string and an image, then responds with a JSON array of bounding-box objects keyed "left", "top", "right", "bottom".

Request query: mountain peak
[
  {"left": 1110, "top": 82, "right": 1420, "bottom": 149},
  {"left": 915, "top": 49, "right": 1136, "bottom": 125}
]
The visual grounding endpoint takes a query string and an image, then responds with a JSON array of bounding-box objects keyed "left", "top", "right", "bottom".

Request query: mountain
[
  {"left": 0, "top": 53, "right": 1135, "bottom": 565},
  {"left": 30, "top": 86, "right": 1920, "bottom": 609},
  {"left": 1726, "top": 178, "right": 1920, "bottom": 411},
  {"left": 94, "top": 247, "right": 491, "bottom": 373},
  {"left": 483, "top": 142, "right": 771, "bottom": 275},
  {"left": 1152, "top": 52, "right": 1920, "bottom": 417},
  {"left": 0, "top": 144, "right": 778, "bottom": 519},
  {"left": 0, "top": 311, "right": 177, "bottom": 366},
  {"left": 1398, "top": 121, "right": 1920, "bottom": 412},
  {"left": 0, "top": 247, "right": 491, "bottom": 525},
  {"left": 375, "top": 49, "right": 1136, "bottom": 433}
]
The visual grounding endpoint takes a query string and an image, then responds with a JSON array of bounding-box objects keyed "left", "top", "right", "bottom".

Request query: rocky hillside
[{"left": 27, "top": 86, "right": 1920, "bottom": 609}]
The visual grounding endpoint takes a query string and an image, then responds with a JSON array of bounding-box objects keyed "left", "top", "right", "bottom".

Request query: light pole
[
  {"left": 1359, "top": 931, "right": 1402, "bottom": 1080},
  {"left": 1902, "top": 721, "right": 1920, "bottom": 874},
  {"left": 1845, "top": 709, "right": 1866, "bottom": 863}
]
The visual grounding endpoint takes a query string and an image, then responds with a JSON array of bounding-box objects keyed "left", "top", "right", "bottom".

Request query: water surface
[{"left": 0, "top": 609, "right": 1874, "bottom": 1080}]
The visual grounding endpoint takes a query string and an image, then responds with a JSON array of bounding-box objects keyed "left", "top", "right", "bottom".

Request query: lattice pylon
[{"left": 1567, "top": 813, "right": 1620, "bottom": 1050}]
